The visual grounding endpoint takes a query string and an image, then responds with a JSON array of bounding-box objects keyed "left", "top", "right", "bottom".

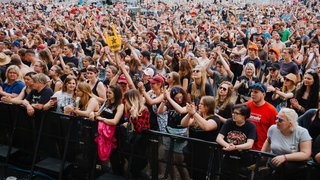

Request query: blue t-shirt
[{"left": 1, "top": 80, "right": 25, "bottom": 95}]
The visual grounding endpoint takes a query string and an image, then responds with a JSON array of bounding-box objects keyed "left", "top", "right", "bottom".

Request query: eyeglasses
[
  {"left": 276, "top": 117, "right": 286, "bottom": 123},
  {"left": 192, "top": 69, "right": 200, "bottom": 73},
  {"left": 232, "top": 111, "right": 242, "bottom": 116},
  {"left": 219, "top": 86, "right": 227, "bottom": 91}
]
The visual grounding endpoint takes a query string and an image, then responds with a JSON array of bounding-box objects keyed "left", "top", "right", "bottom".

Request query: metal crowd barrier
[
  {"left": 0, "top": 102, "right": 97, "bottom": 179},
  {"left": 0, "top": 101, "right": 320, "bottom": 180}
]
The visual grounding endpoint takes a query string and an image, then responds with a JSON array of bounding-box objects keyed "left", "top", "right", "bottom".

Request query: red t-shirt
[{"left": 246, "top": 101, "right": 277, "bottom": 150}]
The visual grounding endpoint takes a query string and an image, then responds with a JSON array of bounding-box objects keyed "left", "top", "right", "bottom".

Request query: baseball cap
[
  {"left": 149, "top": 74, "right": 164, "bottom": 84},
  {"left": 12, "top": 41, "right": 21, "bottom": 48},
  {"left": 143, "top": 68, "right": 154, "bottom": 77},
  {"left": 118, "top": 74, "right": 127, "bottom": 84},
  {"left": 269, "top": 47, "right": 280, "bottom": 59},
  {"left": 269, "top": 63, "right": 280, "bottom": 70},
  {"left": 37, "top": 44, "right": 46, "bottom": 50},
  {"left": 250, "top": 83, "right": 266, "bottom": 93}
]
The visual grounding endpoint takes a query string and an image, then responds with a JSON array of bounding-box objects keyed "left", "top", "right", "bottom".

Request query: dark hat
[
  {"left": 179, "top": 29, "right": 186, "bottom": 34},
  {"left": 149, "top": 74, "right": 164, "bottom": 84},
  {"left": 270, "top": 63, "right": 280, "bottom": 70},
  {"left": 250, "top": 83, "right": 267, "bottom": 93},
  {"left": 141, "top": 50, "right": 151, "bottom": 58},
  {"left": 12, "top": 41, "right": 21, "bottom": 48}
]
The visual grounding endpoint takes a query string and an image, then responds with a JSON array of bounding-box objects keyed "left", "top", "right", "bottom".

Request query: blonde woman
[
  {"left": 271, "top": 73, "right": 297, "bottom": 110},
  {"left": 187, "top": 65, "right": 214, "bottom": 106},
  {"left": 234, "top": 63, "right": 260, "bottom": 103},
  {"left": 262, "top": 108, "right": 312, "bottom": 179},
  {"left": 263, "top": 63, "right": 283, "bottom": 106},
  {"left": 165, "top": 72, "right": 181, "bottom": 90},
  {"left": 215, "top": 81, "right": 234, "bottom": 123},
  {"left": 0, "top": 65, "right": 24, "bottom": 98},
  {"left": 123, "top": 89, "right": 150, "bottom": 179}
]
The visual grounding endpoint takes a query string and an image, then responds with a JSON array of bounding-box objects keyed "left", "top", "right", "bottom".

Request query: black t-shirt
[
  {"left": 189, "top": 115, "right": 221, "bottom": 142},
  {"left": 236, "top": 76, "right": 260, "bottom": 96},
  {"left": 26, "top": 86, "right": 53, "bottom": 104},
  {"left": 63, "top": 56, "right": 79, "bottom": 67},
  {"left": 219, "top": 119, "right": 257, "bottom": 146}
]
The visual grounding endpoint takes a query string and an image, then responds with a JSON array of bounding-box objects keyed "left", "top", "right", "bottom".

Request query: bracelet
[
  {"left": 140, "top": 89, "right": 146, "bottom": 93},
  {"left": 283, "top": 154, "right": 288, "bottom": 164}
]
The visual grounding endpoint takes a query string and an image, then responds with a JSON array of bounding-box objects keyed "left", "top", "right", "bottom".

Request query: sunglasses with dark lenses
[
  {"left": 276, "top": 117, "right": 285, "bottom": 123},
  {"left": 284, "top": 77, "right": 290, "bottom": 81},
  {"left": 192, "top": 69, "right": 200, "bottom": 73},
  {"left": 269, "top": 68, "right": 276, "bottom": 72},
  {"left": 219, "top": 86, "right": 227, "bottom": 91}
]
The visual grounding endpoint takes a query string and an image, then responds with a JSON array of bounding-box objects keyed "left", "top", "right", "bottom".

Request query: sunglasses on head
[{"left": 171, "top": 87, "right": 182, "bottom": 96}]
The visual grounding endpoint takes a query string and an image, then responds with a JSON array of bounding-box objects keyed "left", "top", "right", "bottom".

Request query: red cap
[
  {"left": 149, "top": 75, "right": 164, "bottom": 84},
  {"left": 118, "top": 74, "right": 127, "bottom": 84},
  {"left": 37, "top": 44, "right": 46, "bottom": 50}
]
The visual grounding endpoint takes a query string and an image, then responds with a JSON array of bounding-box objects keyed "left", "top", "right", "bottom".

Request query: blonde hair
[
  {"left": 5, "top": 65, "right": 22, "bottom": 83},
  {"left": 124, "top": 89, "right": 145, "bottom": 118},
  {"left": 191, "top": 66, "right": 207, "bottom": 100},
  {"left": 244, "top": 63, "right": 256, "bottom": 77},
  {"left": 280, "top": 108, "right": 298, "bottom": 132}
]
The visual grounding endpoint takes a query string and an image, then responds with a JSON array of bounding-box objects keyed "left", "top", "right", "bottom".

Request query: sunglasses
[
  {"left": 175, "top": 53, "right": 181, "bottom": 56},
  {"left": 276, "top": 117, "right": 286, "bottom": 123},
  {"left": 283, "top": 77, "right": 291, "bottom": 81},
  {"left": 192, "top": 69, "right": 200, "bottom": 73},
  {"left": 219, "top": 86, "right": 227, "bottom": 91},
  {"left": 269, "top": 68, "right": 276, "bottom": 72}
]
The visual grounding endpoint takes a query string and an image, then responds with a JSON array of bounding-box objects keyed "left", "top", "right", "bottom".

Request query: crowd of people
[{"left": 0, "top": 0, "right": 320, "bottom": 179}]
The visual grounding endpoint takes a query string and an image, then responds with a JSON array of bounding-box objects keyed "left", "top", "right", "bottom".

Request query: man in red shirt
[{"left": 246, "top": 83, "right": 278, "bottom": 150}]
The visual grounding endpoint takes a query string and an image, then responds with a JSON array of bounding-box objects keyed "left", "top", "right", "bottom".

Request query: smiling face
[
  {"left": 66, "top": 79, "right": 76, "bottom": 92},
  {"left": 218, "top": 83, "right": 229, "bottom": 96},
  {"left": 7, "top": 69, "right": 18, "bottom": 82},
  {"left": 245, "top": 66, "right": 254, "bottom": 77},
  {"left": 303, "top": 73, "right": 314, "bottom": 86}
]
